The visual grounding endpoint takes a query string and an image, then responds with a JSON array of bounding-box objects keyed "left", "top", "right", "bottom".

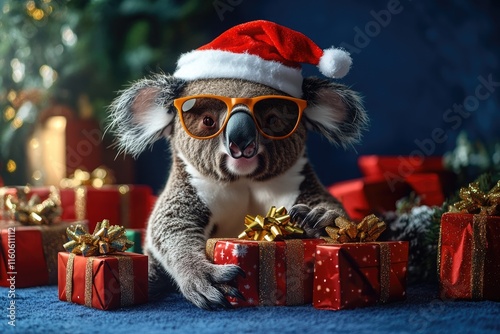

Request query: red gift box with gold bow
[
  {"left": 58, "top": 252, "right": 148, "bottom": 310},
  {"left": 1, "top": 185, "right": 154, "bottom": 232},
  {"left": 313, "top": 241, "right": 409, "bottom": 310},
  {"left": 0, "top": 187, "right": 88, "bottom": 287},
  {"left": 57, "top": 221, "right": 148, "bottom": 310},
  {"left": 0, "top": 220, "right": 87, "bottom": 288},
  {"left": 312, "top": 215, "right": 408, "bottom": 310},
  {"left": 439, "top": 180, "right": 500, "bottom": 301},
  {"left": 206, "top": 238, "right": 323, "bottom": 307}
]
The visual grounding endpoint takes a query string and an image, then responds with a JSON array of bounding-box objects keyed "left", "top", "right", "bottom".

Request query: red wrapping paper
[
  {"left": 328, "top": 178, "right": 412, "bottom": 220},
  {"left": 358, "top": 155, "right": 445, "bottom": 179},
  {"left": 0, "top": 220, "right": 87, "bottom": 288},
  {"left": 1, "top": 185, "right": 153, "bottom": 231},
  {"left": 206, "top": 238, "right": 323, "bottom": 307},
  {"left": 58, "top": 251, "right": 148, "bottom": 310},
  {"left": 313, "top": 241, "right": 409, "bottom": 310},
  {"left": 439, "top": 213, "right": 500, "bottom": 301}
]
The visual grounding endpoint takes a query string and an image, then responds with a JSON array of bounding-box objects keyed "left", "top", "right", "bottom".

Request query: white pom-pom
[{"left": 318, "top": 47, "right": 352, "bottom": 79}]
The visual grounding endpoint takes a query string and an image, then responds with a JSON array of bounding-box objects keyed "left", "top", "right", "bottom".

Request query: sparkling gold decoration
[
  {"left": 63, "top": 219, "right": 134, "bottom": 256},
  {"left": 325, "top": 214, "right": 386, "bottom": 243},
  {"left": 4, "top": 186, "right": 61, "bottom": 225},
  {"left": 238, "top": 206, "right": 304, "bottom": 241},
  {"left": 450, "top": 181, "right": 500, "bottom": 216},
  {"left": 60, "top": 166, "right": 115, "bottom": 189}
]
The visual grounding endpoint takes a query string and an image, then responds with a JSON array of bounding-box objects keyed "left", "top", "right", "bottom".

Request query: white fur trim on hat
[
  {"left": 173, "top": 50, "right": 304, "bottom": 97},
  {"left": 318, "top": 47, "right": 352, "bottom": 79}
]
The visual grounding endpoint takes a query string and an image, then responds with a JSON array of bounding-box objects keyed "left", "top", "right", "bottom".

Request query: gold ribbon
[
  {"left": 471, "top": 215, "right": 487, "bottom": 299},
  {"left": 325, "top": 214, "right": 386, "bottom": 243},
  {"left": 4, "top": 186, "right": 61, "bottom": 225},
  {"left": 284, "top": 239, "right": 305, "bottom": 305},
  {"left": 259, "top": 242, "right": 277, "bottom": 306},
  {"left": 63, "top": 219, "right": 134, "bottom": 256},
  {"left": 60, "top": 166, "right": 115, "bottom": 189},
  {"left": 65, "top": 253, "right": 75, "bottom": 302},
  {"left": 238, "top": 206, "right": 304, "bottom": 241},
  {"left": 450, "top": 181, "right": 500, "bottom": 216},
  {"left": 74, "top": 187, "right": 87, "bottom": 221},
  {"left": 378, "top": 243, "right": 391, "bottom": 303}
]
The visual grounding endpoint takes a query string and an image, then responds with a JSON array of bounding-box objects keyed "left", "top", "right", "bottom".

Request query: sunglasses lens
[
  {"left": 180, "top": 97, "right": 228, "bottom": 138},
  {"left": 253, "top": 98, "right": 300, "bottom": 138}
]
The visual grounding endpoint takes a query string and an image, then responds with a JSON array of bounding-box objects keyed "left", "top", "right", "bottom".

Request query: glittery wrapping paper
[
  {"left": 313, "top": 241, "right": 409, "bottom": 310},
  {"left": 57, "top": 251, "right": 148, "bottom": 310},
  {"left": 206, "top": 238, "right": 324, "bottom": 307},
  {"left": 0, "top": 220, "right": 87, "bottom": 288},
  {"left": 439, "top": 213, "right": 500, "bottom": 301},
  {"left": 0, "top": 185, "right": 154, "bottom": 231}
]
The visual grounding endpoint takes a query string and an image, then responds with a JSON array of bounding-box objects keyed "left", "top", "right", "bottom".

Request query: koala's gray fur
[{"left": 108, "top": 75, "right": 368, "bottom": 309}]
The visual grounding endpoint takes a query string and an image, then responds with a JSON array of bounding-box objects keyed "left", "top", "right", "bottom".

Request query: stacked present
[
  {"left": 439, "top": 181, "right": 500, "bottom": 301},
  {"left": 0, "top": 187, "right": 88, "bottom": 287},
  {"left": 1, "top": 168, "right": 155, "bottom": 232},
  {"left": 329, "top": 155, "right": 456, "bottom": 220},
  {"left": 206, "top": 206, "right": 409, "bottom": 310},
  {"left": 58, "top": 220, "right": 148, "bottom": 310}
]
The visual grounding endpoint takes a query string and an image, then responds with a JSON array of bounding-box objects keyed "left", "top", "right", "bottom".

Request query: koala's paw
[
  {"left": 178, "top": 261, "right": 245, "bottom": 310},
  {"left": 289, "top": 204, "right": 344, "bottom": 238}
]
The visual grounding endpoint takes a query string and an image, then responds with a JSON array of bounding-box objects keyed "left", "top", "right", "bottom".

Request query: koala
[{"left": 107, "top": 20, "right": 368, "bottom": 309}]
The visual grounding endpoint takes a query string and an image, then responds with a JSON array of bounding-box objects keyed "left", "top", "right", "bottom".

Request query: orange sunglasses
[{"left": 173, "top": 94, "right": 307, "bottom": 140}]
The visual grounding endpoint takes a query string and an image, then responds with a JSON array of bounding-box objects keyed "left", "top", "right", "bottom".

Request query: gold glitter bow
[
  {"left": 64, "top": 219, "right": 134, "bottom": 256},
  {"left": 4, "top": 186, "right": 61, "bottom": 225},
  {"left": 325, "top": 214, "right": 386, "bottom": 243},
  {"left": 60, "top": 166, "right": 115, "bottom": 189},
  {"left": 238, "top": 206, "right": 304, "bottom": 241},
  {"left": 450, "top": 181, "right": 500, "bottom": 216}
]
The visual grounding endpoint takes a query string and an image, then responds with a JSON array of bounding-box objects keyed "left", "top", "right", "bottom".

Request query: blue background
[{"left": 136, "top": 0, "right": 500, "bottom": 193}]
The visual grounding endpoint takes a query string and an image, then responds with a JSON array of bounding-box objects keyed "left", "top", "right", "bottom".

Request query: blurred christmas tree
[{"left": 0, "top": 0, "right": 213, "bottom": 185}]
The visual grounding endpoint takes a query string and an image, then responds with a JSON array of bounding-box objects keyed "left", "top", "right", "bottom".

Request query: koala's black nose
[{"left": 225, "top": 110, "right": 258, "bottom": 159}]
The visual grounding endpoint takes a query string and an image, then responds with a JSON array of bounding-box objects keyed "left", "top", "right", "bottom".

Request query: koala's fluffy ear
[
  {"left": 302, "top": 77, "right": 368, "bottom": 148},
  {"left": 107, "top": 73, "right": 185, "bottom": 157}
]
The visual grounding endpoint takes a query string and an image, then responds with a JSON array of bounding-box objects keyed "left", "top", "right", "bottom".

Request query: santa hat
[{"left": 173, "top": 20, "right": 352, "bottom": 98}]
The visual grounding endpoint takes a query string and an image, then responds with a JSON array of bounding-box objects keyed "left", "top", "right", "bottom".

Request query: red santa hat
[{"left": 173, "top": 20, "right": 352, "bottom": 98}]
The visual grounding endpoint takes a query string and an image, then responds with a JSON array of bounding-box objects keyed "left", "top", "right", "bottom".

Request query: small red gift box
[
  {"left": 206, "top": 238, "right": 323, "bottom": 307},
  {"left": 1, "top": 186, "right": 154, "bottom": 232},
  {"left": 0, "top": 220, "right": 87, "bottom": 288},
  {"left": 58, "top": 251, "right": 148, "bottom": 310},
  {"left": 313, "top": 241, "right": 409, "bottom": 310},
  {"left": 439, "top": 213, "right": 500, "bottom": 301}
]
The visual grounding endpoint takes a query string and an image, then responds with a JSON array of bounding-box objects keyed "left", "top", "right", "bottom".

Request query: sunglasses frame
[{"left": 173, "top": 94, "right": 307, "bottom": 140}]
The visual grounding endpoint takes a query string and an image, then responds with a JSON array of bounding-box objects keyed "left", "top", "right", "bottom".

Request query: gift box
[
  {"left": 1, "top": 185, "right": 153, "bottom": 232},
  {"left": 358, "top": 155, "right": 445, "bottom": 179},
  {"left": 125, "top": 229, "right": 145, "bottom": 254},
  {"left": 439, "top": 212, "right": 500, "bottom": 301},
  {"left": 0, "top": 220, "right": 87, "bottom": 288},
  {"left": 206, "top": 238, "right": 324, "bottom": 307},
  {"left": 328, "top": 177, "right": 412, "bottom": 220},
  {"left": 313, "top": 241, "right": 409, "bottom": 310},
  {"left": 58, "top": 251, "right": 148, "bottom": 310}
]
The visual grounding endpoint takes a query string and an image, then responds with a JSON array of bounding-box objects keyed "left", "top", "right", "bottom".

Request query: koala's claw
[
  {"left": 290, "top": 204, "right": 344, "bottom": 238},
  {"left": 180, "top": 263, "right": 243, "bottom": 310}
]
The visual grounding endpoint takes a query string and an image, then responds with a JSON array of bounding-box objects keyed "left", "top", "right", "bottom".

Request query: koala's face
[
  {"left": 170, "top": 79, "right": 307, "bottom": 181},
  {"left": 108, "top": 74, "right": 367, "bottom": 182}
]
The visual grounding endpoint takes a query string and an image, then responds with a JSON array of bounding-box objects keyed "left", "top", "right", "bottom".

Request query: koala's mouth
[{"left": 225, "top": 154, "right": 259, "bottom": 176}]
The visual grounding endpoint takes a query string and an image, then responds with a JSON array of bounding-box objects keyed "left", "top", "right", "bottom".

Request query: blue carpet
[{"left": 0, "top": 284, "right": 498, "bottom": 334}]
